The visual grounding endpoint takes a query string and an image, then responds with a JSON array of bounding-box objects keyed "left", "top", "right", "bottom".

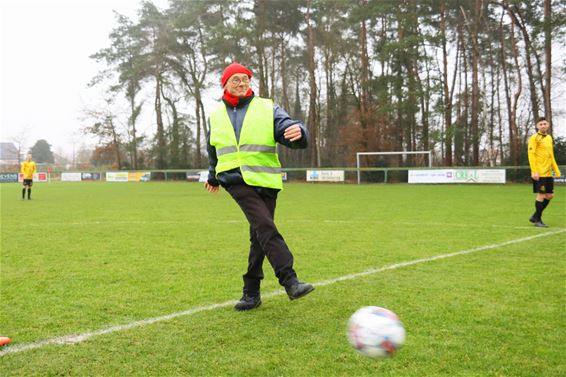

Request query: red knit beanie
[{"left": 221, "top": 63, "right": 252, "bottom": 88}]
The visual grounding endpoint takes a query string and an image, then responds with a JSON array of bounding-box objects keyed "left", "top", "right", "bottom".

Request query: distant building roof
[{"left": 0, "top": 142, "right": 20, "bottom": 163}]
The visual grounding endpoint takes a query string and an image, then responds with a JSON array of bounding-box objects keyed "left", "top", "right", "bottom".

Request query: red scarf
[{"left": 222, "top": 88, "right": 253, "bottom": 107}]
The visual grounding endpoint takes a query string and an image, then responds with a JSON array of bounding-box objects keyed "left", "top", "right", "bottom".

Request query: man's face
[
  {"left": 536, "top": 120, "right": 550, "bottom": 134},
  {"left": 27, "top": 154, "right": 32, "bottom": 161},
  {"left": 225, "top": 74, "right": 250, "bottom": 97}
]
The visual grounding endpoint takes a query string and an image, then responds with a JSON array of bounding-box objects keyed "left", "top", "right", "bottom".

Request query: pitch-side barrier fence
[{"left": 1, "top": 166, "right": 564, "bottom": 184}]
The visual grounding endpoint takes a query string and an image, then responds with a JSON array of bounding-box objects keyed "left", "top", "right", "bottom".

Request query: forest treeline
[{"left": 86, "top": 0, "right": 566, "bottom": 170}]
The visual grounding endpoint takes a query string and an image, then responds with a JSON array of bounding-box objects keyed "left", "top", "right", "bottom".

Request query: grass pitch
[{"left": 0, "top": 182, "right": 565, "bottom": 376}]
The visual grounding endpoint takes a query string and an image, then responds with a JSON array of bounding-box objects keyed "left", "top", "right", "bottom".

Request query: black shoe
[
  {"left": 529, "top": 215, "right": 537, "bottom": 223},
  {"left": 234, "top": 294, "right": 261, "bottom": 311},
  {"left": 285, "top": 282, "right": 314, "bottom": 300},
  {"left": 534, "top": 221, "right": 549, "bottom": 228}
]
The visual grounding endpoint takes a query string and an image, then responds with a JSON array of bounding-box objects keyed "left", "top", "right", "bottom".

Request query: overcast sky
[
  {"left": 1, "top": 0, "right": 565, "bottom": 161},
  {"left": 0, "top": 0, "right": 171, "bottom": 159}
]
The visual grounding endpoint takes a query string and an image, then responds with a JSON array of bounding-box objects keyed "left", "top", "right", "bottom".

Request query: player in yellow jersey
[
  {"left": 527, "top": 117, "right": 561, "bottom": 228},
  {"left": 21, "top": 153, "right": 37, "bottom": 200}
]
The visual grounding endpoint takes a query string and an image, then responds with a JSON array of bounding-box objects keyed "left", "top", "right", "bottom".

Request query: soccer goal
[{"left": 356, "top": 151, "right": 432, "bottom": 184}]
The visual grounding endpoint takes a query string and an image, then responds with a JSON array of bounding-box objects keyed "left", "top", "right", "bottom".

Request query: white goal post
[{"left": 356, "top": 151, "right": 433, "bottom": 184}]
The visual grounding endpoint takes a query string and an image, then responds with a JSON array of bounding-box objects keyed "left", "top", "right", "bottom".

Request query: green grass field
[{"left": 1, "top": 182, "right": 565, "bottom": 376}]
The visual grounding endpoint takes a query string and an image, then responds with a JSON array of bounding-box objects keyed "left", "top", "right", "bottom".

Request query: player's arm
[
  {"left": 550, "top": 144, "right": 561, "bottom": 178},
  {"left": 527, "top": 135, "right": 539, "bottom": 180}
]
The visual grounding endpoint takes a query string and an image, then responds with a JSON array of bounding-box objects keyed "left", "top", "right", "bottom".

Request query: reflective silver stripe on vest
[
  {"left": 216, "top": 145, "right": 238, "bottom": 156},
  {"left": 239, "top": 144, "right": 276, "bottom": 153},
  {"left": 217, "top": 144, "right": 276, "bottom": 156},
  {"left": 241, "top": 165, "right": 281, "bottom": 174}
]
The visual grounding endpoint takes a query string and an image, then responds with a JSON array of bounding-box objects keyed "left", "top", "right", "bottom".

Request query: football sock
[
  {"left": 542, "top": 198, "right": 550, "bottom": 210},
  {"left": 22, "top": 188, "right": 26, "bottom": 199},
  {"left": 534, "top": 200, "right": 544, "bottom": 220},
  {"left": 27, "top": 188, "right": 31, "bottom": 199}
]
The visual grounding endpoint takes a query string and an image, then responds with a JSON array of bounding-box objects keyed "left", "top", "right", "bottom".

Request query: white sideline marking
[
  {"left": 17, "top": 219, "right": 564, "bottom": 231},
  {"left": 1, "top": 229, "right": 564, "bottom": 357}
]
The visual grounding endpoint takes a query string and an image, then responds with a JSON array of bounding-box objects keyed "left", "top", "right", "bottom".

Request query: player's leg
[
  {"left": 532, "top": 178, "right": 552, "bottom": 227},
  {"left": 531, "top": 178, "right": 544, "bottom": 222},
  {"left": 543, "top": 177, "right": 554, "bottom": 210},
  {"left": 540, "top": 177, "right": 554, "bottom": 219},
  {"left": 27, "top": 180, "right": 33, "bottom": 199},
  {"left": 22, "top": 182, "right": 26, "bottom": 199}
]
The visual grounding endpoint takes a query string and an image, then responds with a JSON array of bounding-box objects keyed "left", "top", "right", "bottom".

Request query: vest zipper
[{"left": 234, "top": 107, "right": 238, "bottom": 147}]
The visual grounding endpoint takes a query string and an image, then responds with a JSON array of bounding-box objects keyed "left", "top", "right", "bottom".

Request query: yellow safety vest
[{"left": 209, "top": 97, "right": 283, "bottom": 189}]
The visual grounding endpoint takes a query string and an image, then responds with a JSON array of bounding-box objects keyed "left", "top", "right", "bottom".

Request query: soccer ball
[{"left": 346, "top": 306, "right": 406, "bottom": 358}]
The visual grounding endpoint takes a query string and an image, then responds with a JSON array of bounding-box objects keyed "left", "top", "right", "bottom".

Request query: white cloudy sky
[
  {"left": 1, "top": 0, "right": 565, "bottom": 161},
  {"left": 0, "top": 0, "right": 171, "bottom": 159}
]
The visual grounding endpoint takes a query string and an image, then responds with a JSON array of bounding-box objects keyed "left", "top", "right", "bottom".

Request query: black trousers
[{"left": 226, "top": 184, "right": 298, "bottom": 295}]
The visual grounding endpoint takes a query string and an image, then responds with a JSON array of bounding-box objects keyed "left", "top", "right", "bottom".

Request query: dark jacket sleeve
[
  {"left": 273, "top": 105, "right": 309, "bottom": 149},
  {"left": 206, "top": 118, "right": 220, "bottom": 186}
]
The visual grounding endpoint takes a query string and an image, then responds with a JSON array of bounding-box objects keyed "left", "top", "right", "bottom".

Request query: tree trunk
[
  {"left": 109, "top": 118, "right": 122, "bottom": 169},
  {"left": 470, "top": 0, "right": 481, "bottom": 165},
  {"left": 509, "top": 15, "right": 522, "bottom": 166},
  {"left": 128, "top": 81, "right": 138, "bottom": 170},
  {"left": 495, "top": 56, "right": 504, "bottom": 165},
  {"left": 359, "top": 17, "right": 370, "bottom": 132},
  {"left": 254, "top": 0, "right": 268, "bottom": 97},
  {"left": 199, "top": 97, "right": 207, "bottom": 167},
  {"left": 323, "top": 40, "right": 337, "bottom": 164},
  {"left": 305, "top": 0, "right": 319, "bottom": 167},
  {"left": 499, "top": 13, "right": 513, "bottom": 165},
  {"left": 280, "top": 38, "right": 291, "bottom": 112},
  {"left": 270, "top": 41, "right": 276, "bottom": 99},
  {"left": 154, "top": 72, "right": 166, "bottom": 169},
  {"left": 194, "top": 91, "right": 202, "bottom": 167},
  {"left": 488, "top": 40, "right": 496, "bottom": 166},
  {"left": 543, "top": 0, "right": 552, "bottom": 129},
  {"left": 416, "top": 61, "right": 430, "bottom": 153},
  {"left": 161, "top": 88, "right": 180, "bottom": 168},
  {"left": 193, "top": 83, "right": 205, "bottom": 168},
  {"left": 461, "top": 23, "right": 469, "bottom": 166},
  {"left": 441, "top": 0, "right": 453, "bottom": 165},
  {"left": 394, "top": 18, "right": 405, "bottom": 156},
  {"left": 496, "top": 4, "right": 540, "bottom": 125}
]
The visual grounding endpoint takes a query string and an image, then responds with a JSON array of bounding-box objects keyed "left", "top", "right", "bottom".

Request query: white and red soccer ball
[{"left": 347, "top": 306, "right": 406, "bottom": 358}]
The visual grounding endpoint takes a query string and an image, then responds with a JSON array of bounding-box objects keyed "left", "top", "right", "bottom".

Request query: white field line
[
  {"left": 1, "top": 229, "right": 564, "bottom": 357},
  {"left": 16, "top": 219, "right": 564, "bottom": 231}
]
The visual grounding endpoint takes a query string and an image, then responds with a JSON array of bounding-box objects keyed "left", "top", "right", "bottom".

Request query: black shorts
[
  {"left": 23, "top": 179, "right": 33, "bottom": 187},
  {"left": 532, "top": 177, "right": 554, "bottom": 194}
]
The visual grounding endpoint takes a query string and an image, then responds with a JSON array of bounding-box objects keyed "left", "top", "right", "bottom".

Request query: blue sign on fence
[{"left": 0, "top": 173, "right": 18, "bottom": 183}]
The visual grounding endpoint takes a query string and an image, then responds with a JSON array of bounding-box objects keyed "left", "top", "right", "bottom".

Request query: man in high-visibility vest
[
  {"left": 527, "top": 117, "right": 561, "bottom": 228},
  {"left": 205, "top": 62, "right": 314, "bottom": 311},
  {"left": 21, "top": 153, "right": 37, "bottom": 200}
]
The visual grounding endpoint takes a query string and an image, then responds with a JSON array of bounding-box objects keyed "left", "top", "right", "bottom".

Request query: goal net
[{"left": 356, "top": 151, "right": 432, "bottom": 184}]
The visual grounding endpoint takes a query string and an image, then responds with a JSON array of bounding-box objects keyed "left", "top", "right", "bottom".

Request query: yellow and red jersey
[
  {"left": 528, "top": 132, "right": 560, "bottom": 178},
  {"left": 21, "top": 160, "right": 37, "bottom": 179}
]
